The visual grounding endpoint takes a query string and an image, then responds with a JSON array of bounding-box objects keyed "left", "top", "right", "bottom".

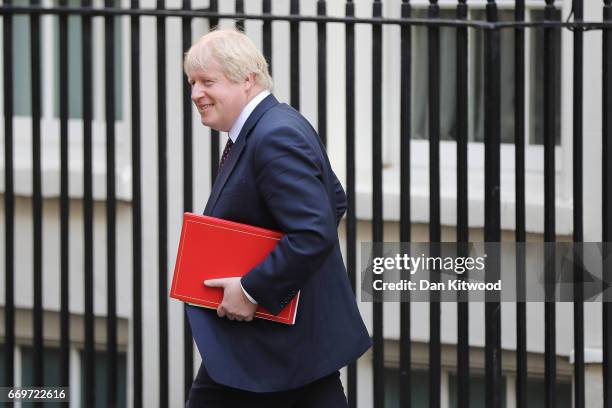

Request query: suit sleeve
[
  {"left": 240, "top": 126, "right": 338, "bottom": 315},
  {"left": 333, "top": 172, "right": 347, "bottom": 225}
]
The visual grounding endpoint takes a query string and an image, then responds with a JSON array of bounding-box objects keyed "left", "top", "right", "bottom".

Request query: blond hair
[{"left": 184, "top": 28, "right": 273, "bottom": 90}]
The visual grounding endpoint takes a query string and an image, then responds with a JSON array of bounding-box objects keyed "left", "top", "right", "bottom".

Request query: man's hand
[{"left": 204, "top": 277, "right": 257, "bottom": 322}]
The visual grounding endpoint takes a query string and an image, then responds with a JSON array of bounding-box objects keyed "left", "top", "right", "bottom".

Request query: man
[{"left": 184, "top": 28, "right": 371, "bottom": 407}]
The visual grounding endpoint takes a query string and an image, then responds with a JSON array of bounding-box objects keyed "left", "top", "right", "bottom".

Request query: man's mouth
[{"left": 199, "top": 104, "right": 213, "bottom": 112}]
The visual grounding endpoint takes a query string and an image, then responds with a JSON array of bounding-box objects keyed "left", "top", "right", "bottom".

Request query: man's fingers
[
  {"left": 225, "top": 311, "right": 243, "bottom": 321},
  {"left": 210, "top": 277, "right": 255, "bottom": 322},
  {"left": 220, "top": 309, "right": 250, "bottom": 322},
  {"left": 204, "top": 278, "right": 228, "bottom": 288}
]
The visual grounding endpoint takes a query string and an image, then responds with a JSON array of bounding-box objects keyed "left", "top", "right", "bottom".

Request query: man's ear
[{"left": 244, "top": 72, "right": 257, "bottom": 91}]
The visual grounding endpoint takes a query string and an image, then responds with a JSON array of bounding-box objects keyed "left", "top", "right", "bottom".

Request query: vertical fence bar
[
  {"left": 30, "top": 0, "right": 44, "bottom": 387},
  {"left": 456, "top": 5, "right": 468, "bottom": 241},
  {"left": 573, "top": 1, "right": 585, "bottom": 408},
  {"left": 290, "top": 0, "right": 300, "bottom": 110},
  {"left": 209, "top": 0, "right": 220, "bottom": 183},
  {"left": 105, "top": 1, "right": 118, "bottom": 405},
  {"left": 317, "top": 0, "right": 327, "bottom": 146},
  {"left": 603, "top": 3, "right": 612, "bottom": 408},
  {"left": 235, "top": 0, "right": 244, "bottom": 31},
  {"left": 399, "top": 2, "right": 412, "bottom": 408},
  {"left": 262, "top": 0, "right": 272, "bottom": 75},
  {"left": 82, "top": 0, "right": 96, "bottom": 404},
  {"left": 543, "top": 2, "right": 557, "bottom": 407},
  {"left": 3, "top": 0, "right": 15, "bottom": 391},
  {"left": 514, "top": 1, "right": 527, "bottom": 407},
  {"left": 428, "top": 1, "right": 441, "bottom": 407},
  {"left": 484, "top": 1, "right": 502, "bottom": 407},
  {"left": 372, "top": 1, "right": 384, "bottom": 407},
  {"left": 182, "top": 0, "right": 194, "bottom": 400},
  {"left": 59, "top": 0, "right": 71, "bottom": 391},
  {"left": 344, "top": 2, "right": 357, "bottom": 407},
  {"left": 157, "top": 2, "right": 169, "bottom": 407},
  {"left": 129, "top": 1, "right": 144, "bottom": 407},
  {"left": 130, "top": 1, "right": 143, "bottom": 407},
  {"left": 456, "top": 1, "right": 469, "bottom": 407}
]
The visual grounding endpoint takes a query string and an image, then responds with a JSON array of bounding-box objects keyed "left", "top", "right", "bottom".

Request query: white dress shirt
[
  {"left": 227, "top": 89, "right": 271, "bottom": 144},
  {"left": 227, "top": 89, "right": 271, "bottom": 305}
]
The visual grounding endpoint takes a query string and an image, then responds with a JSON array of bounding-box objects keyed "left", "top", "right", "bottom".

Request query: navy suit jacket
[{"left": 186, "top": 94, "right": 371, "bottom": 392}]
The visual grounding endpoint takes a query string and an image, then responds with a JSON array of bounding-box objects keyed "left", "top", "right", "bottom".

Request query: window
[
  {"left": 448, "top": 373, "right": 507, "bottom": 408},
  {"left": 9, "top": 0, "right": 124, "bottom": 120},
  {"left": 524, "top": 376, "right": 572, "bottom": 407},
  {"left": 0, "top": 310, "right": 129, "bottom": 406},
  {"left": 79, "top": 350, "right": 127, "bottom": 408},
  {"left": 410, "top": 9, "right": 458, "bottom": 142},
  {"left": 53, "top": 0, "right": 124, "bottom": 120},
  {"left": 529, "top": 10, "right": 562, "bottom": 146},
  {"left": 384, "top": 368, "right": 429, "bottom": 407},
  {"left": 408, "top": 7, "right": 561, "bottom": 145},
  {"left": 20, "top": 346, "right": 63, "bottom": 408},
  {"left": 354, "top": 3, "right": 571, "bottom": 233},
  {"left": 1, "top": 345, "right": 127, "bottom": 407},
  {"left": 384, "top": 368, "right": 572, "bottom": 407},
  {"left": 11, "top": 0, "right": 35, "bottom": 116},
  {"left": 1, "top": 0, "right": 132, "bottom": 200},
  {"left": 470, "top": 10, "right": 516, "bottom": 144}
]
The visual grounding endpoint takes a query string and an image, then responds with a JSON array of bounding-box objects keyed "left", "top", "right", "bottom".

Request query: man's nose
[{"left": 191, "top": 84, "right": 204, "bottom": 102}]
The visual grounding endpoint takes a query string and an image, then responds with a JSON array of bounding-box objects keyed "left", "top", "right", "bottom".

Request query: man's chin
[{"left": 201, "top": 119, "right": 219, "bottom": 131}]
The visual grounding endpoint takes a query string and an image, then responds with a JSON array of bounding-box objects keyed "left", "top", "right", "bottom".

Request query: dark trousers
[{"left": 186, "top": 363, "right": 348, "bottom": 408}]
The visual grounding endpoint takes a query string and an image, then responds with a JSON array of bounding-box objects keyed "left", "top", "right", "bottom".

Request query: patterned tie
[{"left": 219, "top": 138, "right": 234, "bottom": 169}]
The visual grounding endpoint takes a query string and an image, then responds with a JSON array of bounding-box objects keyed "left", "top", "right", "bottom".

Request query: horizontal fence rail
[
  {"left": 2, "top": 4, "right": 612, "bottom": 29},
  {"left": 1, "top": 1, "right": 611, "bottom": 408}
]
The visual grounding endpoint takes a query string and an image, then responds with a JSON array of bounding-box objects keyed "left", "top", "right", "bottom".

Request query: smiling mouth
[{"left": 199, "top": 104, "right": 213, "bottom": 112}]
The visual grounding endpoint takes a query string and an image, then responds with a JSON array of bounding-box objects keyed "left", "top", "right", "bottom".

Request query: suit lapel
[{"left": 204, "top": 94, "right": 279, "bottom": 215}]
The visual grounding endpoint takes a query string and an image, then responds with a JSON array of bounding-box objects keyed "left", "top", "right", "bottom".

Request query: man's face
[{"left": 190, "top": 58, "right": 249, "bottom": 132}]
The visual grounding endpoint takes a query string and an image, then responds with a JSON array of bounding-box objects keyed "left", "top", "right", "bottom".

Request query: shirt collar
[{"left": 228, "top": 90, "right": 271, "bottom": 143}]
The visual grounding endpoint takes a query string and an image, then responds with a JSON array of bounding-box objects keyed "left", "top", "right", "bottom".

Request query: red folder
[{"left": 170, "top": 213, "right": 299, "bottom": 325}]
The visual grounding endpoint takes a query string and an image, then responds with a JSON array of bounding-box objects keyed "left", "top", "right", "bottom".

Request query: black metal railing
[{"left": 2, "top": 1, "right": 612, "bottom": 407}]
